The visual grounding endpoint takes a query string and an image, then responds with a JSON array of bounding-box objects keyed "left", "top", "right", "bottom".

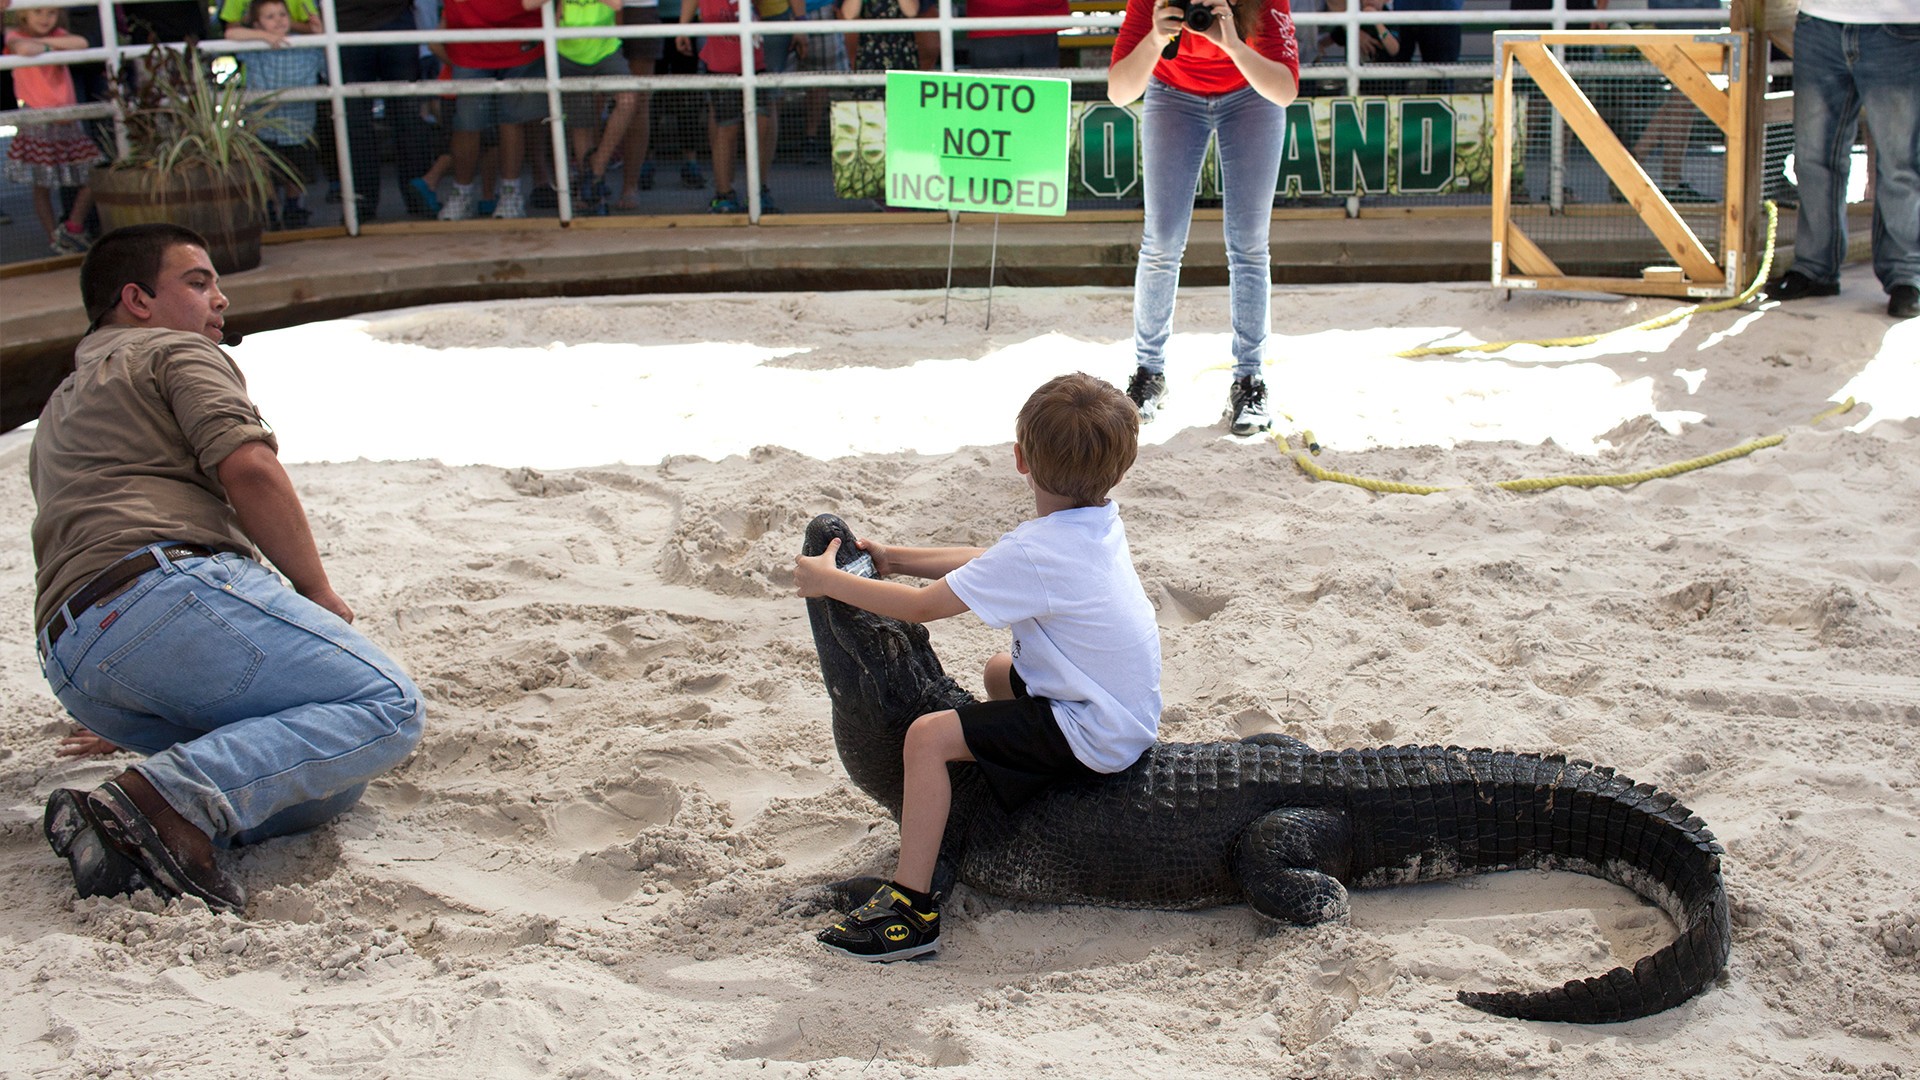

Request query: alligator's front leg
[{"left": 1232, "top": 808, "right": 1355, "bottom": 925}]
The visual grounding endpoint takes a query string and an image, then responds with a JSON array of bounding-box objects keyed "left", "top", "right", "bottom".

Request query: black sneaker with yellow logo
[{"left": 817, "top": 882, "right": 940, "bottom": 962}]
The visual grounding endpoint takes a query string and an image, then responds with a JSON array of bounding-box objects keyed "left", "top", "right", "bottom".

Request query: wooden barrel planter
[{"left": 90, "top": 165, "right": 265, "bottom": 275}]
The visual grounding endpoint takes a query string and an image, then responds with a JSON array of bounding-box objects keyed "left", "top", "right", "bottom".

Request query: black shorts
[{"left": 956, "top": 669, "right": 1100, "bottom": 811}]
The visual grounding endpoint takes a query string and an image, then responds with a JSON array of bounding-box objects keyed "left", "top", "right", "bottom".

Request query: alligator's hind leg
[
  {"left": 1240, "top": 733, "right": 1315, "bottom": 752},
  {"left": 1232, "top": 808, "right": 1355, "bottom": 925}
]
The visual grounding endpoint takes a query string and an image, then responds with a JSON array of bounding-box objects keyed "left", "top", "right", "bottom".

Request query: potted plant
[{"left": 90, "top": 39, "right": 301, "bottom": 273}]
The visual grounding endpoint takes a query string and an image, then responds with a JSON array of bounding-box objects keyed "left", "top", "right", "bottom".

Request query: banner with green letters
[
  {"left": 832, "top": 94, "right": 1518, "bottom": 202},
  {"left": 871, "top": 71, "right": 1072, "bottom": 215}
]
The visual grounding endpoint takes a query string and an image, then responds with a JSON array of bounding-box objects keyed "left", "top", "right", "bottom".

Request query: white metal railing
[{"left": 2, "top": 0, "right": 1758, "bottom": 233}]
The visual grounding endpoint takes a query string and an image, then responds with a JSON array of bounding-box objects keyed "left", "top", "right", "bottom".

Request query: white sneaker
[
  {"left": 1227, "top": 375, "right": 1273, "bottom": 436},
  {"left": 438, "top": 183, "right": 476, "bottom": 221},
  {"left": 492, "top": 180, "right": 526, "bottom": 220}
]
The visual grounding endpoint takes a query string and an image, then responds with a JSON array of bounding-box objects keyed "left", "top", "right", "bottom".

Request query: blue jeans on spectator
[
  {"left": 38, "top": 547, "right": 424, "bottom": 849},
  {"left": 1134, "top": 81, "right": 1284, "bottom": 378},
  {"left": 340, "top": 11, "right": 425, "bottom": 215},
  {"left": 1788, "top": 14, "right": 1920, "bottom": 292}
]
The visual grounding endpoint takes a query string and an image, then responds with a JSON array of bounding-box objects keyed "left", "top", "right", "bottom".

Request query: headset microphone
[{"left": 222, "top": 329, "right": 244, "bottom": 347}]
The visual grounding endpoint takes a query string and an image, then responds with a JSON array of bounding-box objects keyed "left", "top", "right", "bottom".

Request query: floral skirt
[{"left": 4, "top": 120, "right": 105, "bottom": 187}]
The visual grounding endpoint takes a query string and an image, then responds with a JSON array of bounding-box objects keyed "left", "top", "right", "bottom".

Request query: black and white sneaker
[
  {"left": 1126, "top": 366, "right": 1169, "bottom": 422},
  {"left": 817, "top": 883, "right": 940, "bottom": 962},
  {"left": 1227, "top": 375, "right": 1272, "bottom": 436}
]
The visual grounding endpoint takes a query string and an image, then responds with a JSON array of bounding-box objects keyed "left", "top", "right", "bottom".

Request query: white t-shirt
[
  {"left": 1797, "top": 0, "right": 1920, "bottom": 20},
  {"left": 945, "top": 501, "right": 1162, "bottom": 774}
]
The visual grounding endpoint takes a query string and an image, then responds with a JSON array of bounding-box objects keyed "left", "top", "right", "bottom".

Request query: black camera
[{"left": 1169, "top": 0, "right": 1214, "bottom": 32}]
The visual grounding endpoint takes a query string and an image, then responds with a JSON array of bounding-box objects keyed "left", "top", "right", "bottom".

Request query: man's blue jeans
[
  {"left": 39, "top": 546, "right": 424, "bottom": 848},
  {"left": 1134, "top": 81, "right": 1285, "bottom": 378},
  {"left": 1788, "top": 14, "right": 1920, "bottom": 292}
]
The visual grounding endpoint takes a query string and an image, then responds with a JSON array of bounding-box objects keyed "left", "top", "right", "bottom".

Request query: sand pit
[{"left": 2, "top": 275, "right": 1916, "bottom": 1077}]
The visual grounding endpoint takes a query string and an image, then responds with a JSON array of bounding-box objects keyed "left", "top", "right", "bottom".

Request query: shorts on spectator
[
  {"left": 451, "top": 60, "right": 547, "bottom": 132},
  {"left": 966, "top": 32, "right": 1060, "bottom": 70},
  {"left": 622, "top": 5, "right": 664, "bottom": 63},
  {"left": 801, "top": 5, "right": 849, "bottom": 71},
  {"left": 757, "top": 7, "right": 799, "bottom": 104},
  {"left": 708, "top": 87, "right": 750, "bottom": 127},
  {"left": 264, "top": 140, "right": 320, "bottom": 188},
  {"left": 560, "top": 53, "right": 633, "bottom": 128}
]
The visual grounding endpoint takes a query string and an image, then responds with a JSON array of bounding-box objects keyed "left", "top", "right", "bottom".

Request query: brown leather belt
[{"left": 41, "top": 545, "right": 217, "bottom": 648}]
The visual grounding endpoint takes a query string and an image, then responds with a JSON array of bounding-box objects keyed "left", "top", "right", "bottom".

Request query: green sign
[
  {"left": 833, "top": 94, "right": 1520, "bottom": 202},
  {"left": 881, "top": 71, "right": 1070, "bottom": 216}
]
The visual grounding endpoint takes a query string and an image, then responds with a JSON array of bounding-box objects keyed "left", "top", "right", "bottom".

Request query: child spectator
[
  {"left": 219, "top": 0, "right": 322, "bottom": 36},
  {"left": 437, "top": 0, "right": 546, "bottom": 220},
  {"left": 842, "top": 0, "right": 917, "bottom": 100},
  {"left": 557, "top": 0, "right": 639, "bottom": 213},
  {"left": 5, "top": 4, "right": 104, "bottom": 254},
  {"left": 228, "top": 0, "right": 326, "bottom": 228},
  {"left": 795, "top": 0, "right": 847, "bottom": 160},
  {"left": 611, "top": 0, "right": 664, "bottom": 207},
  {"left": 677, "top": 0, "right": 772, "bottom": 213},
  {"left": 791, "top": 373, "right": 1162, "bottom": 961}
]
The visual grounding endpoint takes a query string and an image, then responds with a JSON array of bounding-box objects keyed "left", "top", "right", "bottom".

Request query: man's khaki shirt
[{"left": 30, "top": 326, "right": 275, "bottom": 632}]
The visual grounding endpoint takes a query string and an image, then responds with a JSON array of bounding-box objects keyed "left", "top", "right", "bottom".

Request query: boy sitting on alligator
[{"left": 791, "top": 372, "right": 1162, "bottom": 961}]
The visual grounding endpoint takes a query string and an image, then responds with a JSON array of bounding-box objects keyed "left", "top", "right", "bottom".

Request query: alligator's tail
[
  {"left": 1436, "top": 749, "right": 1731, "bottom": 1023},
  {"left": 803, "top": 514, "right": 974, "bottom": 814}
]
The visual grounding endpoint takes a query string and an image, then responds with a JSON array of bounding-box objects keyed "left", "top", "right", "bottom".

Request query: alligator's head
[{"left": 803, "top": 514, "right": 976, "bottom": 817}]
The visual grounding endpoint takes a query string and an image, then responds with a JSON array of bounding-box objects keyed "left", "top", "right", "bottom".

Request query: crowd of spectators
[{"left": 4, "top": 0, "right": 1913, "bottom": 312}]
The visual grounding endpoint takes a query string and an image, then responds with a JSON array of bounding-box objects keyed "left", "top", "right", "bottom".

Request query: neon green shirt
[
  {"left": 218, "top": 0, "right": 320, "bottom": 26},
  {"left": 558, "top": 0, "right": 621, "bottom": 65}
]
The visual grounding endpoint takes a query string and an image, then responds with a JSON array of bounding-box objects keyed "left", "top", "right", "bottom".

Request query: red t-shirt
[
  {"left": 445, "top": 0, "right": 543, "bottom": 70},
  {"left": 968, "top": 0, "right": 1070, "bottom": 38},
  {"left": 1111, "top": 0, "right": 1299, "bottom": 96},
  {"left": 697, "top": 0, "right": 765, "bottom": 74}
]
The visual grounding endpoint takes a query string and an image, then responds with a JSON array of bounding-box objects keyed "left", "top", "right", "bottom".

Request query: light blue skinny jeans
[
  {"left": 1787, "top": 14, "right": 1920, "bottom": 292},
  {"left": 38, "top": 545, "right": 425, "bottom": 848},
  {"left": 1134, "top": 80, "right": 1286, "bottom": 377}
]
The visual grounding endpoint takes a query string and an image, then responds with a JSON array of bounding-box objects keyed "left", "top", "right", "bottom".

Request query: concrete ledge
[{"left": 1, "top": 208, "right": 1820, "bottom": 432}]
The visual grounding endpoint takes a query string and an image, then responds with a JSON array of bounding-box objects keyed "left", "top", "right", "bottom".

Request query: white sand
[{"left": 2, "top": 275, "right": 1917, "bottom": 1078}]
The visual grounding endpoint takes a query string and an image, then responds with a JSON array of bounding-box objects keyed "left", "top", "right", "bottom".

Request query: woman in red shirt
[{"left": 1108, "top": 0, "right": 1299, "bottom": 435}]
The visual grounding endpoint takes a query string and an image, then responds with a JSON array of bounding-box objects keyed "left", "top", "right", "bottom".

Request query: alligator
[{"left": 800, "top": 514, "right": 1731, "bottom": 1023}]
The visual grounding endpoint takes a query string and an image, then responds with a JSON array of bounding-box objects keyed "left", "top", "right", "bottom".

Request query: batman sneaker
[{"left": 817, "top": 883, "right": 939, "bottom": 962}]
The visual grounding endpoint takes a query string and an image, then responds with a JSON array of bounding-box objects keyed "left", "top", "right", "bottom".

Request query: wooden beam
[
  {"left": 1492, "top": 43, "right": 1516, "bottom": 280},
  {"left": 1510, "top": 41, "right": 1723, "bottom": 283},
  {"left": 1677, "top": 42, "right": 1730, "bottom": 69},
  {"left": 1505, "top": 222, "right": 1563, "bottom": 277},
  {"left": 1640, "top": 42, "right": 1732, "bottom": 135},
  {"left": 1497, "top": 274, "right": 1741, "bottom": 298}
]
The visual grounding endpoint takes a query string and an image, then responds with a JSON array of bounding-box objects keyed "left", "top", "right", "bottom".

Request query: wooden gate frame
[{"left": 1491, "top": 28, "right": 1764, "bottom": 298}]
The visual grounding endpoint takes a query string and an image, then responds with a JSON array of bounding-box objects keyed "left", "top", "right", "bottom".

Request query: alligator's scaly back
[{"left": 801, "top": 515, "right": 1730, "bottom": 1024}]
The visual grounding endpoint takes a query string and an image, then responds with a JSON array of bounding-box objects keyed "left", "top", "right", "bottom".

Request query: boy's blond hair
[{"left": 1015, "top": 373, "right": 1140, "bottom": 508}]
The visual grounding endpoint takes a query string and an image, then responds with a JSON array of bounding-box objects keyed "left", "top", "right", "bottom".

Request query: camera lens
[{"left": 1184, "top": 3, "right": 1214, "bottom": 30}]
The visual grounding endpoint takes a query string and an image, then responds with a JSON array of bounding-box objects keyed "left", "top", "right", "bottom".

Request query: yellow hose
[
  {"left": 1274, "top": 398, "right": 1856, "bottom": 495},
  {"left": 1271, "top": 201, "right": 1846, "bottom": 494}
]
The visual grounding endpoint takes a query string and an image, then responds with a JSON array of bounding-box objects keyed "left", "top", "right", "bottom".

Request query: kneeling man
[{"left": 32, "top": 223, "right": 425, "bottom": 912}]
